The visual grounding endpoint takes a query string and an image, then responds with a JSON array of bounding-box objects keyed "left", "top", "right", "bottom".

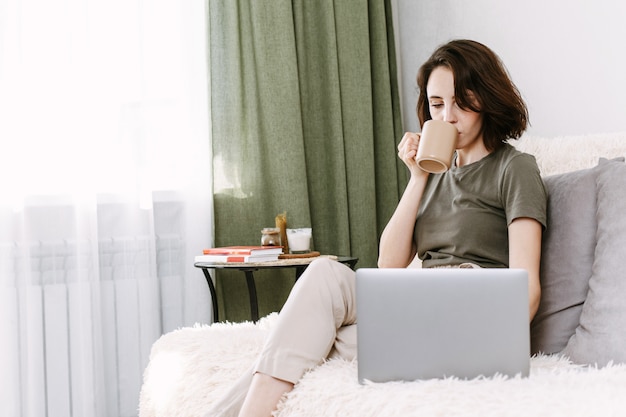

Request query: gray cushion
[
  {"left": 562, "top": 158, "right": 626, "bottom": 365},
  {"left": 530, "top": 165, "right": 598, "bottom": 354}
]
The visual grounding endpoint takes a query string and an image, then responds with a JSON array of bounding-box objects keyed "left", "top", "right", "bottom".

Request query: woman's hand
[{"left": 398, "top": 132, "right": 428, "bottom": 180}]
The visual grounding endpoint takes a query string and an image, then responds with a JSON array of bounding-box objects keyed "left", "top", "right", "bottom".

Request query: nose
[{"left": 443, "top": 105, "right": 458, "bottom": 124}]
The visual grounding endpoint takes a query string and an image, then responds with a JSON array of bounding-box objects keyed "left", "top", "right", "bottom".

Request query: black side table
[{"left": 195, "top": 256, "right": 358, "bottom": 322}]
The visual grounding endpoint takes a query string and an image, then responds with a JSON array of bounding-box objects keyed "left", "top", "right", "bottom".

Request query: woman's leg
[
  {"left": 205, "top": 258, "right": 357, "bottom": 417},
  {"left": 238, "top": 258, "right": 357, "bottom": 416},
  {"left": 237, "top": 374, "right": 293, "bottom": 417},
  {"left": 238, "top": 326, "right": 358, "bottom": 417},
  {"left": 253, "top": 258, "right": 358, "bottom": 382}
]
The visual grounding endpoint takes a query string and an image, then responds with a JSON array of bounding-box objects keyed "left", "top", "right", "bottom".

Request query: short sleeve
[{"left": 501, "top": 153, "right": 547, "bottom": 228}]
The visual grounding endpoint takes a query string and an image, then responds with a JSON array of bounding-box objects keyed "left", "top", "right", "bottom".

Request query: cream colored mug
[{"left": 415, "top": 120, "right": 459, "bottom": 174}]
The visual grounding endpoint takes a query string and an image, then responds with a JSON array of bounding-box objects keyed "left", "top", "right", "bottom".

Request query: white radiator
[{"left": 1, "top": 234, "right": 186, "bottom": 417}]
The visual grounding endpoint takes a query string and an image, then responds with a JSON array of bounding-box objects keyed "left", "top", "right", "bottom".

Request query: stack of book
[{"left": 194, "top": 245, "right": 283, "bottom": 263}]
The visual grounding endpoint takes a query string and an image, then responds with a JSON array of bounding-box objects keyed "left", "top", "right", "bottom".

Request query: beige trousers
[{"left": 204, "top": 258, "right": 358, "bottom": 417}]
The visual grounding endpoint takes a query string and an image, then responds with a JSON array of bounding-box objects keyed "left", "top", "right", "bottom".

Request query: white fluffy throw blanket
[
  {"left": 513, "top": 132, "right": 626, "bottom": 175},
  {"left": 139, "top": 313, "right": 626, "bottom": 417}
]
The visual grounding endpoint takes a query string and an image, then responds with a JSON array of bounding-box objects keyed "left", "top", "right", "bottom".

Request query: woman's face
[{"left": 426, "top": 66, "right": 483, "bottom": 150}]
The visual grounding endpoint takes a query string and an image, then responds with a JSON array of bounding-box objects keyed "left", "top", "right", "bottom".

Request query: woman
[{"left": 206, "top": 39, "right": 547, "bottom": 417}]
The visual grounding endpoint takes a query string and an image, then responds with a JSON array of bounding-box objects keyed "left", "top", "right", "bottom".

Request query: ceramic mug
[{"left": 415, "top": 120, "right": 458, "bottom": 174}]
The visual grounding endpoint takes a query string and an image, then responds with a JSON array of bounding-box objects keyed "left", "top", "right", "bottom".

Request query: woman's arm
[
  {"left": 378, "top": 132, "right": 430, "bottom": 268},
  {"left": 508, "top": 217, "right": 543, "bottom": 321}
]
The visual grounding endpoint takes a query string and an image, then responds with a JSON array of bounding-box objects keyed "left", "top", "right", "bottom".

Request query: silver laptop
[{"left": 356, "top": 268, "right": 530, "bottom": 383}]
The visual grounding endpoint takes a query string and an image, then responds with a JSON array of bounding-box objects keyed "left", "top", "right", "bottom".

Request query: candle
[{"left": 287, "top": 228, "right": 312, "bottom": 253}]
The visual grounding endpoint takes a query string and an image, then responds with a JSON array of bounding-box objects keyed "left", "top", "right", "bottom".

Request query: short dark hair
[{"left": 416, "top": 39, "right": 528, "bottom": 151}]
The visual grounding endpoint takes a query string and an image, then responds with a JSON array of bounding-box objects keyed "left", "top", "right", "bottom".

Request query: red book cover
[
  {"left": 194, "top": 253, "right": 281, "bottom": 263},
  {"left": 202, "top": 246, "right": 283, "bottom": 256}
]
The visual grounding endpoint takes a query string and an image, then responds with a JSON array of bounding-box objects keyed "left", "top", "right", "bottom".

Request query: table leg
[
  {"left": 244, "top": 270, "right": 259, "bottom": 322},
  {"left": 345, "top": 259, "right": 359, "bottom": 270},
  {"left": 201, "top": 268, "right": 219, "bottom": 323},
  {"left": 295, "top": 265, "right": 307, "bottom": 281}
]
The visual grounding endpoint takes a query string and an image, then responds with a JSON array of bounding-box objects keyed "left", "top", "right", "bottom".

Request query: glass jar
[{"left": 261, "top": 227, "right": 281, "bottom": 246}]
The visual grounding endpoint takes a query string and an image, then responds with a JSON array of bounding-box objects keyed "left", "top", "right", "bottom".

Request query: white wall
[{"left": 393, "top": 0, "right": 626, "bottom": 137}]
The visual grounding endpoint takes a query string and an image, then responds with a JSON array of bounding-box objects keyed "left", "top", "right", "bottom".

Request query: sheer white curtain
[{"left": 0, "top": 1, "right": 213, "bottom": 416}]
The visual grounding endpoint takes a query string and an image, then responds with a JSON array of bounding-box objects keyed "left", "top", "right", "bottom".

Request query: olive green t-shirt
[{"left": 415, "top": 143, "right": 547, "bottom": 268}]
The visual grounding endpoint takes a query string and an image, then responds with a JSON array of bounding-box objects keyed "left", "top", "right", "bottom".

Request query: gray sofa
[{"left": 139, "top": 132, "right": 626, "bottom": 417}]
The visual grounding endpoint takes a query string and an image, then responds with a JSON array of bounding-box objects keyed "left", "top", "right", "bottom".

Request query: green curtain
[{"left": 208, "top": 0, "right": 406, "bottom": 322}]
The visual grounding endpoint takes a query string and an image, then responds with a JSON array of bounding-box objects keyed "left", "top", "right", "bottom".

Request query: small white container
[{"left": 287, "top": 228, "right": 312, "bottom": 253}]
